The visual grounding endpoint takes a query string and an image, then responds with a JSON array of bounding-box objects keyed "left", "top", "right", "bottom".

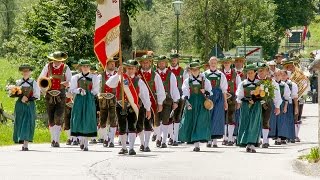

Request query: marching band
[{"left": 10, "top": 51, "right": 311, "bottom": 154}]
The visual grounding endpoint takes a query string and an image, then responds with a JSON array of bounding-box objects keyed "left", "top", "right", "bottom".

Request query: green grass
[{"left": 299, "top": 147, "right": 320, "bottom": 163}]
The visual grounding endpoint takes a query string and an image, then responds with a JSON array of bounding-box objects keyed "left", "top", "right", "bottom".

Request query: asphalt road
[{"left": 0, "top": 104, "right": 319, "bottom": 180}]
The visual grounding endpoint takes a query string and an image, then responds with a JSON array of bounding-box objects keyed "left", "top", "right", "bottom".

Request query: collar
[
  {"left": 210, "top": 69, "right": 218, "bottom": 73},
  {"left": 170, "top": 66, "right": 179, "bottom": 70},
  {"left": 257, "top": 75, "right": 267, "bottom": 80},
  {"left": 235, "top": 68, "right": 243, "bottom": 72},
  {"left": 82, "top": 72, "right": 90, "bottom": 77},
  {"left": 224, "top": 69, "right": 232, "bottom": 74},
  {"left": 247, "top": 78, "right": 256, "bottom": 83},
  {"left": 158, "top": 68, "right": 167, "bottom": 74},
  {"left": 52, "top": 63, "right": 63, "bottom": 69},
  {"left": 141, "top": 69, "right": 152, "bottom": 74},
  {"left": 106, "top": 70, "right": 115, "bottom": 75}
]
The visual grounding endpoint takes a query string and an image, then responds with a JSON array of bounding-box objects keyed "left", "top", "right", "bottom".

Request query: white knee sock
[
  {"left": 295, "top": 124, "right": 301, "bottom": 138},
  {"left": 212, "top": 139, "right": 217, "bottom": 145},
  {"left": 52, "top": 125, "right": 58, "bottom": 142},
  {"left": 49, "top": 126, "right": 54, "bottom": 142},
  {"left": 144, "top": 131, "right": 151, "bottom": 147},
  {"left": 139, "top": 131, "right": 145, "bottom": 146},
  {"left": 56, "top": 125, "right": 61, "bottom": 143},
  {"left": 109, "top": 127, "right": 116, "bottom": 143},
  {"left": 120, "top": 134, "right": 127, "bottom": 149},
  {"left": 208, "top": 140, "right": 212, "bottom": 145},
  {"left": 173, "top": 123, "right": 180, "bottom": 142},
  {"left": 23, "top": 140, "right": 28, "bottom": 148},
  {"left": 161, "top": 125, "right": 169, "bottom": 144},
  {"left": 168, "top": 123, "right": 173, "bottom": 139},
  {"left": 84, "top": 138, "right": 89, "bottom": 148},
  {"left": 228, "top": 125, "right": 235, "bottom": 142},
  {"left": 128, "top": 133, "right": 136, "bottom": 150},
  {"left": 154, "top": 126, "right": 161, "bottom": 141},
  {"left": 97, "top": 128, "right": 102, "bottom": 139},
  {"left": 262, "top": 129, "right": 269, "bottom": 144},
  {"left": 250, "top": 144, "right": 256, "bottom": 150},
  {"left": 66, "top": 129, "right": 71, "bottom": 140},
  {"left": 223, "top": 125, "right": 228, "bottom": 141},
  {"left": 101, "top": 128, "right": 108, "bottom": 140},
  {"left": 194, "top": 142, "right": 200, "bottom": 148}
]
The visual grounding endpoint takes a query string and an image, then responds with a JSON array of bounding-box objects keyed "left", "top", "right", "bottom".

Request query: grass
[{"left": 299, "top": 147, "right": 320, "bottom": 163}]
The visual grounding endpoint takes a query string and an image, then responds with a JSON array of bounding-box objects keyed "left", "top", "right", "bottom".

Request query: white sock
[
  {"left": 56, "top": 125, "right": 61, "bottom": 143},
  {"left": 79, "top": 137, "right": 84, "bottom": 145},
  {"left": 97, "top": 128, "right": 102, "bottom": 139},
  {"left": 49, "top": 126, "right": 54, "bottom": 142},
  {"left": 296, "top": 124, "right": 301, "bottom": 138},
  {"left": 66, "top": 129, "right": 71, "bottom": 140},
  {"left": 120, "top": 135, "right": 127, "bottom": 149},
  {"left": 173, "top": 123, "right": 180, "bottom": 142},
  {"left": 109, "top": 127, "right": 116, "bottom": 143},
  {"left": 250, "top": 144, "right": 256, "bottom": 150},
  {"left": 161, "top": 125, "right": 169, "bottom": 144},
  {"left": 128, "top": 133, "right": 136, "bottom": 150},
  {"left": 168, "top": 123, "right": 173, "bottom": 139},
  {"left": 139, "top": 131, "right": 145, "bottom": 146},
  {"left": 23, "top": 140, "right": 28, "bottom": 148},
  {"left": 144, "top": 131, "right": 151, "bottom": 147},
  {"left": 84, "top": 138, "right": 89, "bottom": 148},
  {"left": 194, "top": 142, "right": 200, "bottom": 148},
  {"left": 154, "top": 127, "right": 161, "bottom": 141},
  {"left": 277, "top": 138, "right": 281, "bottom": 142},
  {"left": 208, "top": 140, "right": 212, "bottom": 145},
  {"left": 262, "top": 129, "right": 269, "bottom": 144},
  {"left": 228, "top": 125, "right": 235, "bottom": 142},
  {"left": 212, "top": 139, "right": 217, "bottom": 145},
  {"left": 101, "top": 128, "right": 108, "bottom": 141},
  {"left": 223, "top": 125, "right": 228, "bottom": 141},
  {"left": 52, "top": 125, "right": 58, "bottom": 142}
]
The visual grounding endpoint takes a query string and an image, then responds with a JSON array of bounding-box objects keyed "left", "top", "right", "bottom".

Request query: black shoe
[
  {"left": 250, "top": 149, "right": 256, "bottom": 153},
  {"left": 51, "top": 141, "right": 55, "bottom": 147},
  {"left": 290, "top": 139, "right": 296, "bottom": 143},
  {"left": 90, "top": 139, "right": 97, "bottom": 144},
  {"left": 126, "top": 141, "right": 129, "bottom": 145},
  {"left": 119, "top": 148, "right": 128, "bottom": 154},
  {"left": 109, "top": 142, "right": 115, "bottom": 148},
  {"left": 72, "top": 141, "right": 79, "bottom": 146},
  {"left": 98, "top": 139, "right": 104, "bottom": 143},
  {"left": 227, "top": 141, "right": 234, "bottom": 146},
  {"left": 54, "top": 142, "right": 60, "bottom": 148},
  {"left": 262, "top": 143, "right": 269, "bottom": 148},
  {"left": 212, "top": 144, "right": 218, "bottom": 148},
  {"left": 139, "top": 145, "right": 145, "bottom": 151},
  {"left": 129, "top": 149, "right": 136, "bottom": 155},
  {"left": 156, "top": 140, "right": 161, "bottom": 147},
  {"left": 22, "top": 147, "right": 29, "bottom": 151},
  {"left": 193, "top": 147, "right": 200, "bottom": 152},
  {"left": 275, "top": 141, "right": 281, "bottom": 145},
  {"left": 295, "top": 137, "right": 301, "bottom": 142},
  {"left": 168, "top": 138, "right": 173, "bottom": 145},
  {"left": 103, "top": 140, "right": 109, "bottom": 147},
  {"left": 222, "top": 140, "right": 228, "bottom": 145},
  {"left": 152, "top": 135, "right": 157, "bottom": 142},
  {"left": 172, "top": 141, "right": 179, "bottom": 146},
  {"left": 80, "top": 144, "right": 84, "bottom": 150},
  {"left": 66, "top": 139, "right": 72, "bottom": 145},
  {"left": 206, "top": 143, "right": 212, "bottom": 148},
  {"left": 144, "top": 147, "right": 151, "bottom": 152},
  {"left": 161, "top": 143, "right": 167, "bottom": 148},
  {"left": 83, "top": 147, "right": 88, "bottom": 151},
  {"left": 281, "top": 140, "right": 287, "bottom": 145}
]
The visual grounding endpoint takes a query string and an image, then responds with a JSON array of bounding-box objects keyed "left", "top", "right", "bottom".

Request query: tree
[{"left": 0, "top": 0, "right": 16, "bottom": 55}]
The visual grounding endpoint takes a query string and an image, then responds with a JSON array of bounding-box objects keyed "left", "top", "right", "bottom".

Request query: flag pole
[{"left": 118, "top": 1, "right": 125, "bottom": 113}]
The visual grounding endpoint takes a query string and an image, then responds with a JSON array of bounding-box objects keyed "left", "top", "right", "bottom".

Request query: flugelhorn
[{"left": 38, "top": 77, "right": 52, "bottom": 92}]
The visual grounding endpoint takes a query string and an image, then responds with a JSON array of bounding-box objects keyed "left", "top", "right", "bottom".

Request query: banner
[{"left": 94, "top": 0, "right": 121, "bottom": 69}]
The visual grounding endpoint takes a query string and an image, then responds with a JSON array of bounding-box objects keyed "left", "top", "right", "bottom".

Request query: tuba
[
  {"left": 290, "top": 67, "right": 310, "bottom": 99},
  {"left": 38, "top": 77, "right": 52, "bottom": 92}
]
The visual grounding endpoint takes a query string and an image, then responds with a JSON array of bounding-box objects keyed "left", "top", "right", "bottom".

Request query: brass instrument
[
  {"left": 38, "top": 77, "right": 52, "bottom": 92},
  {"left": 290, "top": 67, "right": 310, "bottom": 99},
  {"left": 204, "top": 98, "right": 214, "bottom": 110}
]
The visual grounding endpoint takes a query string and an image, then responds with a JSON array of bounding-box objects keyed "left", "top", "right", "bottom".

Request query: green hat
[
  {"left": 219, "top": 56, "right": 234, "bottom": 63},
  {"left": 108, "top": 56, "right": 119, "bottom": 62},
  {"left": 78, "top": 59, "right": 91, "bottom": 66},
  {"left": 19, "top": 64, "right": 34, "bottom": 71},
  {"left": 191, "top": 59, "right": 201, "bottom": 63},
  {"left": 282, "top": 56, "right": 299, "bottom": 65},
  {"left": 155, "top": 55, "right": 168, "bottom": 63},
  {"left": 170, "top": 53, "right": 180, "bottom": 59},
  {"left": 234, "top": 56, "right": 246, "bottom": 62},
  {"left": 137, "top": 55, "right": 153, "bottom": 62},
  {"left": 90, "top": 63, "right": 98, "bottom": 70},
  {"left": 48, "top": 51, "right": 68, "bottom": 62},
  {"left": 243, "top": 64, "right": 258, "bottom": 72},
  {"left": 257, "top": 62, "right": 268, "bottom": 69},
  {"left": 123, "top": 59, "right": 139, "bottom": 67},
  {"left": 188, "top": 62, "right": 201, "bottom": 69}
]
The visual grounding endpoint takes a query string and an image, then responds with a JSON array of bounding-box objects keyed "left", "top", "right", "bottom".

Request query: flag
[
  {"left": 302, "top": 26, "right": 308, "bottom": 41},
  {"left": 94, "top": 0, "right": 121, "bottom": 70}
]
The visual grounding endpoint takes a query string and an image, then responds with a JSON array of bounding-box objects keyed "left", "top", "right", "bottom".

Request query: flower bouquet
[
  {"left": 6, "top": 85, "right": 22, "bottom": 98},
  {"left": 252, "top": 79, "right": 276, "bottom": 104}
]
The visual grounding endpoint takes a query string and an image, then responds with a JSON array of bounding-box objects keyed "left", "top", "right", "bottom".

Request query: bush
[{"left": 300, "top": 147, "right": 320, "bottom": 163}]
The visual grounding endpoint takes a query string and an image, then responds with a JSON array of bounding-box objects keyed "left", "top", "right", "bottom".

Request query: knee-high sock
[
  {"left": 228, "top": 125, "right": 235, "bottom": 142},
  {"left": 212, "top": 139, "right": 217, "bottom": 145},
  {"left": 101, "top": 128, "right": 108, "bottom": 140},
  {"left": 161, "top": 125, "right": 169, "bottom": 144},
  {"left": 250, "top": 144, "right": 256, "bottom": 150},
  {"left": 173, "top": 123, "right": 180, "bottom": 142},
  {"left": 194, "top": 142, "right": 200, "bottom": 148},
  {"left": 154, "top": 126, "right": 161, "bottom": 141},
  {"left": 207, "top": 140, "right": 212, "bottom": 145},
  {"left": 109, "top": 127, "right": 116, "bottom": 143},
  {"left": 23, "top": 140, "right": 28, "bottom": 148},
  {"left": 120, "top": 134, "right": 127, "bottom": 149},
  {"left": 128, "top": 133, "right": 136, "bottom": 150},
  {"left": 66, "top": 129, "right": 71, "bottom": 140},
  {"left": 56, "top": 125, "right": 62, "bottom": 143},
  {"left": 84, "top": 137, "right": 89, "bottom": 148},
  {"left": 79, "top": 136, "right": 83, "bottom": 145},
  {"left": 262, "top": 129, "right": 269, "bottom": 144},
  {"left": 295, "top": 124, "right": 301, "bottom": 138},
  {"left": 52, "top": 125, "right": 58, "bottom": 142},
  {"left": 139, "top": 131, "right": 144, "bottom": 146},
  {"left": 144, "top": 131, "right": 151, "bottom": 147},
  {"left": 49, "top": 126, "right": 54, "bottom": 142},
  {"left": 223, "top": 125, "right": 228, "bottom": 141},
  {"left": 168, "top": 123, "right": 173, "bottom": 139},
  {"left": 97, "top": 128, "right": 102, "bottom": 139}
]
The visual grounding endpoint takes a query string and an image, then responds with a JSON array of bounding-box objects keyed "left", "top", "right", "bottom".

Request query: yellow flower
[{"left": 260, "top": 90, "right": 266, "bottom": 97}]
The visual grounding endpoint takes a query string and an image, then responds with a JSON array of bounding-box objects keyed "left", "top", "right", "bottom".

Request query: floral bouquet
[
  {"left": 6, "top": 84, "right": 22, "bottom": 98},
  {"left": 252, "top": 79, "right": 276, "bottom": 103}
]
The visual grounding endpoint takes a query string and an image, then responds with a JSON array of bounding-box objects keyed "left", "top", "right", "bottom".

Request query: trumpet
[{"left": 38, "top": 77, "right": 52, "bottom": 92}]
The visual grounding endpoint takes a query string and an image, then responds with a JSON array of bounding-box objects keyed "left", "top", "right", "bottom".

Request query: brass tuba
[
  {"left": 38, "top": 77, "right": 52, "bottom": 92},
  {"left": 290, "top": 67, "right": 310, "bottom": 99}
]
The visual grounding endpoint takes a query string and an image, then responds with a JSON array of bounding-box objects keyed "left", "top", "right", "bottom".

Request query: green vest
[{"left": 204, "top": 71, "right": 221, "bottom": 88}]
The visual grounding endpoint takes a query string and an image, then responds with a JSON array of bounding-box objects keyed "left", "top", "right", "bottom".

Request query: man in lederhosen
[
  {"left": 39, "top": 51, "right": 72, "bottom": 147},
  {"left": 98, "top": 58, "right": 118, "bottom": 147},
  {"left": 137, "top": 55, "right": 166, "bottom": 152},
  {"left": 256, "top": 62, "right": 282, "bottom": 148},
  {"left": 156, "top": 55, "right": 180, "bottom": 148},
  {"left": 168, "top": 53, "right": 188, "bottom": 146},
  {"left": 220, "top": 57, "right": 241, "bottom": 146},
  {"left": 106, "top": 59, "right": 152, "bottom": 155}
]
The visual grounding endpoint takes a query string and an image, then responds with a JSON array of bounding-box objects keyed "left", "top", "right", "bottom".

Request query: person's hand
[
  {"left": 158, "top": 104, "right": 163, "bottom": 112},
  {"left": 22, "top": 96, "right": 28, "bottom": 103},
  {"left": 146, "top": 111, "right": 151, "bottom": 120},
  {"left": 249, "top": 100, "right": 254, "bottom": 105},
  {"left": 274, "top": 108, "right": 280, "bottom": 115},
  {"left": 224, "top": 101, "right": 228, "bottom": 110},
  {"left": 66, "top": 92, "right": 73, "bottom": 99},
  {"left": 294, "top": 106, "right": 299, "bottom": 115},
  {"left": 117, "top": 66, "right": 123, "bottom": 75},
  {"left": 61, "top": 81, "right": 70, "bottom": 88},
  {"left": 200, "top": 89, "right": 205, "bottom": 94},
  {"left": 172, "top": 103, "right": 178, "bottom": 110},
  {"left": 283, "top": 104, "right": 288, "bottom": 113},
  {"left": 236, "top": 103, "right": 241, "bottom": 109}
]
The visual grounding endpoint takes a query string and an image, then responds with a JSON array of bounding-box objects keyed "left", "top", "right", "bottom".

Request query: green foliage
[{"left": 300, "top": 147, "right": 320, "bottom": 163}]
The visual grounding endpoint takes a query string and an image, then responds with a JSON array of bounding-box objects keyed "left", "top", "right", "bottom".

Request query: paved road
[{"left": 0, "top": 104, "right": 319, "bottom": 180}]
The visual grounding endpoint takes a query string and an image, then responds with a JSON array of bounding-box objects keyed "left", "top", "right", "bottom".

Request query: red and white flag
[
  {"left": 94, "top": 0, "right": 121, "bottom": 69},
  {"left": 302, "top": 25, "right": 308, "bottom": 41}
]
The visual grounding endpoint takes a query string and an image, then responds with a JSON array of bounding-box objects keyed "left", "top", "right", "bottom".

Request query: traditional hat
[
  {"left": 234, "top": 56, "right": 246, "bottom": 62},
  {"left": 108, "top": 56, "right": 119, "bottom": 62},
  {"left": 78, "top": 59, "right": 91, "bottom": 66},
  {"left": 191, "top": 59, "right": 201, "bottom": 63},
  {"left": 170, "top": 53, "right": 180, "bottom": 59},
  {"left": 219, "top": 56, "right": 234, "bottom": 63},
  {"left": 282, "top": 56, "right": 299, "bottom": 65},
  {"left": 48, "top": 51, "right": 68, "bottom": 62},
  {"left": 123, "top": 59, "right": 139, "bottom": 67},
  {"left": 267, "top": 61, "right": 277, "bottom": 66},
  {"left": 155, "top": 55, "right": 168, "bottom": 63},
  {"left": 137, "top": 55, "right": 153, "bottom": 62},
  {"left": 19, "top": 64, "right": 34, "bottom": 71},
  {"left": 257, "top": 62, "right": 268, "bottom": 69},
  {"left": 243, "top": 64, "right": 258, "bottom": 72},
  {"left": 188, "top": 62, "right": 201, "bottom": 69}
]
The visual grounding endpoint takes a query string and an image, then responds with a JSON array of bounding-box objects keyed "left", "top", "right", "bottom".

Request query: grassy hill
[{"left": 301, "top": 15, "right": 320, "bottom": 56}]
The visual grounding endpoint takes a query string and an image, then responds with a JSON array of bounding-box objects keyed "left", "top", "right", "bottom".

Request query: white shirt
[
  {"left": 38, "top": 63, "right": 72, "bottom": 83},
  {"left": 204, "top": 69, "right": 228, "bottom": 93},
  {"left": 16, "top": 78, "right": 40, "bottom": 99},
  {"left": 286, "top": 80, "right": 298, "bottom": 104},
  {"left": 236, "top": 79, "right": 260, "bottom": 104},
  {"left": 224, "top": 69, "right": 242, "bottom": 90},
  {"left": 257, "top": 75, "right": 282, "bottom": 108},
  {"left": 276, "top": 81, "right": 291, "bottom": 101},
  {"left": 157, "top": 68, "right": 180, "bottom": 102},
  {"left": 70, "top": 73, "right": 99, "bottom": 96},
  {"left": 106, "top": 73, "right": 151, "bottom": 111},
  {"left": 182, "top": 74, "right": 212, "bottom": 98},
  {"left": 140, "top": 69, "right": 166, "bottom": 105}
]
